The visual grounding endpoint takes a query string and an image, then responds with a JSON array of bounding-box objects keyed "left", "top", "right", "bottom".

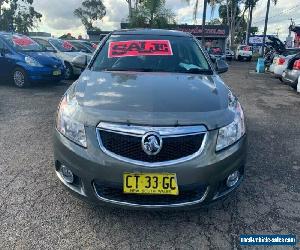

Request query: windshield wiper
[
  {"left": 178, "top": 68, "right": 213, "bottom": 75},
  {"left": 102, "top": 68, "right": 155, "bottom": 72}
]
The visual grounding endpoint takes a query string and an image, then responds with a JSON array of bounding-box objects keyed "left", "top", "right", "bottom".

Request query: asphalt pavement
[{"left": 0, "top": 62, "right": 299, "bottom": 249}]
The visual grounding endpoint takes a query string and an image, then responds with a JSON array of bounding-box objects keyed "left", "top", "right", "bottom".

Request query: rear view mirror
[
  {"left": 72, "top": 55, "right": 89, "bottom": 69},
  {"left": 215, "top": 59, "right": 229, "bottom": 74}
]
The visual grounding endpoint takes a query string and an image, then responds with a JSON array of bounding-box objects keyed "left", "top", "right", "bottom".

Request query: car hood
[
  {"left": 69, "top": 70, "right": 235, "bottom": 130},
  {"left": 266, "top": 36, "right": 286, "bottom": 53},
  {"left": 59, "top": 51, "right": 90, "bottom": 64},
  {"left": 23, "top": 51, "right": 62, "bottom": 66}
]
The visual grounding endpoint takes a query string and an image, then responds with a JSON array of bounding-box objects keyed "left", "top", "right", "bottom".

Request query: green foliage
[
  {"left": 0, "top": 0, "right": 42, "bottom": 34},
  {"left": 207, "top": 18, "right": 221, "bottom": 25},
  {"left": 128, "top": 0, "right": 176, "bottom": 28},
  {"left": 250, "top": 26, "right": 258, "bottom": 35},
  {"left": 183, "top": 0, "right": 222, "bottom": 23},
  {"left": 219, "top": 1, "right": 248, "bottom": 44},
  {"left": 74, "top": 0, "right": 106, "bottom": 31}
]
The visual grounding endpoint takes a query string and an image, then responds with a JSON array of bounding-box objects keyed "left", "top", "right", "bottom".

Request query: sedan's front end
[{"left": 53, "top": 29, "right": 247, "bottom": 209}]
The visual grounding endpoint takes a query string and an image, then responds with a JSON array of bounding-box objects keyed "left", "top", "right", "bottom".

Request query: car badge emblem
[{"left": 142, "top": 132, "right": 162, "bottom": 156}]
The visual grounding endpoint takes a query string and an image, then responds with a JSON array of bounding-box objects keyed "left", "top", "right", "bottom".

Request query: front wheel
[{"left": 13, "top": 68, "right": 30, "bottom": 88}]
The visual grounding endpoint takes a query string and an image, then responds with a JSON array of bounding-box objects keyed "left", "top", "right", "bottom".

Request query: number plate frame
[{"left": 123, "top": 173, "right": 179, "bottom": 195}]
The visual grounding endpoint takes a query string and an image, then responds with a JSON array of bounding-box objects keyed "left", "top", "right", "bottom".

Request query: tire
[
  {"left": 290, "top": 82, "right": 297, "bottom": 90},
  {"left": 12, "top": 67, "right": 30, "bottom": 88},
  {"left": 64, "top": 63, "right": 73, "bottom": 80},
  {"left": 248, "top": 57, "right": 252, "bottom": 62}
]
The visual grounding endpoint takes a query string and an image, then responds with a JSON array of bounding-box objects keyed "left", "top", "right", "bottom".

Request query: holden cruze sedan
[{"left": 53, "top": 29, "right": 247, "bottom": 209}]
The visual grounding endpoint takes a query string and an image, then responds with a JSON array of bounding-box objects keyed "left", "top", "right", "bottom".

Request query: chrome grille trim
[
  {"left": 93, "top": 182, "right": 210, "bottom": 208},
  {"left": 96, "top": 122, "right": 208, "bottom": 167}
]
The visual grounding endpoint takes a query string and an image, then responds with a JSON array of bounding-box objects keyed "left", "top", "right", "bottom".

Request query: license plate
[
  {"left": 123, "top": 173, "right": 179, "bottom": 195},
  {"left": 53, "top": 70, "right": 61, "bottom": 76}
]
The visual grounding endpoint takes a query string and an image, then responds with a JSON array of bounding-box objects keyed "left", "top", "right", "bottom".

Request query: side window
[
  {"left": 0, "top": 40, "right": 10, "bottom": 54},
  {"left": 36, "top": 39, "right": 54, "bottom": 51}
]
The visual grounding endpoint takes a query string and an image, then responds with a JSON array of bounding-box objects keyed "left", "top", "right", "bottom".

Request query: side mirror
[
  {"left": 215, "top": 59, "right": 229, "bottom": 74},
  {"left": 71, "top": 55, "right": 90, "bottom": 69}
]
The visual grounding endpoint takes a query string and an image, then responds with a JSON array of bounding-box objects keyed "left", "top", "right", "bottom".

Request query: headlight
[
  {"left": 25, "top": 56, "right": 43, "bottom": 67},
  {"left": 56, "top": 95, "right": 87, "bottom": 147},
  {"left": 216, "top": 93, "right": 245, "bottom": 151}
]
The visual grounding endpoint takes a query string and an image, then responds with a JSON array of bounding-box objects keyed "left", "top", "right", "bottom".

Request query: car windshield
[
  {"left": 49, "top": 39, "right": 80, "bottom": 52},
  {"left": 81, "top": 41, "right": 96, "bottom": 51},
  {"left": 210, "top": 47, "right": 223, "bottom": 55},
  {"left": 90, "top": 35, "right": 212, "bottom": 74},
  {"left": 3, "top": 34, "right": 44, "bottom": 52},
  {"left": 70, "top": 41, "right": 92, "bottom": 53},
  {"left": 239, "top": 45, "right": 252, "bottom": 51}
]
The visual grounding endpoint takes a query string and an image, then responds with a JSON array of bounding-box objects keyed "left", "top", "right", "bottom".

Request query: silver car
[
  {"left": 32, "top": 37, "right": 90, "bottom": 79},
  {"left": 53, "top": 29, "right": 247, "bottom": 209}
]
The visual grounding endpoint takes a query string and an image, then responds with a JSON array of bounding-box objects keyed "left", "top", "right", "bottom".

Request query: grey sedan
[{"left": 53, "top": 29, "right": 247, "bottom": 209}]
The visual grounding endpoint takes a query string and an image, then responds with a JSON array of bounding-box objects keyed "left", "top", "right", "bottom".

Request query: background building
[{"left": 87, "top": 24, "right": 229, "bottom": 51}]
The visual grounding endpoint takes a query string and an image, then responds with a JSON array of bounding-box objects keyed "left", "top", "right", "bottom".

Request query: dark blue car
[{"left": 0, "top": 32, "right": 65, "bottom": 87}]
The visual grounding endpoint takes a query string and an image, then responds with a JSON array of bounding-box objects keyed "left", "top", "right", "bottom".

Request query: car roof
[
  {"left": 0, "top": 32, "right": 26, "bottom": 37},
  {"left": 67, "top": 40, "right": 90, "bottom": 43},
  {"left": 111, "top": 29, "right": 192, "bottom": 37},
  {"left": 31, "top": 36, "right": 56, "bottom": 40}
]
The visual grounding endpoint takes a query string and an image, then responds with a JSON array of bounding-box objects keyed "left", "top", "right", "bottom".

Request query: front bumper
[
  {"left": 53, "top": 127, "right": 247, "bottom": 209},
  {"left": 24, "top": 65, "right": 66, "bottom": 82}
]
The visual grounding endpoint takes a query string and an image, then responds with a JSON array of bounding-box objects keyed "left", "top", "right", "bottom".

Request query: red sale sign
[
  {"left": 108, "top": 40, "right": 173, "bottom": 58},
  {"left": 12, "top": 36, "right": 34, "bottom": 47},
  {"left": 62, "top": 41, "right": 74, "bottom": 50}
]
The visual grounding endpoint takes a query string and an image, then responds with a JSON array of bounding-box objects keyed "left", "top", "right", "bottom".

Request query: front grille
[
  {"left": 98, "top": 130, "right": 205, "bottom": 163},
  {"left": 94, "top": 181, "right": 207, "bottom": 206}
]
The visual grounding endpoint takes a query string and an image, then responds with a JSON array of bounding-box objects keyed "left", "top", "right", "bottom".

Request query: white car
[
  {"left": 236, "top": 45, "right": 253, "bottom": 61},
  {"left": 32, "top": 37, "right": 90, "bottom": 79},
  {"left": 270, "top": 48, "right": 300, "bottom": 74},
  {"left": 272, "top": 55, "right": 295, "bottom": 81}
]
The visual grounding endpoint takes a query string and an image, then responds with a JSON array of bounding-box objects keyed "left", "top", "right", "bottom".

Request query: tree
[
  {"left": 207, "top": 18, "right": 221, "bottom": 25},
  {"left": 74, "top": 0, "right": 106, "bottom": 32},
  {"left": 245, "top": 0, "right": 259, "bottom": 44},
  {"left": 183, "top": 0, "right": 220, "bottom": 45},
  {"left": 219, "top": 0, "right": 250, "bottom": 48},
  {"left": 0, "top": 0, "right": 42, "bottom": 34},
  {"left": 128, "top": 0, "right": 176, "bottom": 28},
  {"left": 261, "top": 0, "right": 278, "bottom": 56},
  {"left": 125, "top": 0, "right": 142, "bottom": 21}
]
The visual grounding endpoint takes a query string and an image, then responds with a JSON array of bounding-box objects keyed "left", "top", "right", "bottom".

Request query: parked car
[
  {"left": 0, "top": 32, "right": 65, "bottom": 88},
  {"left": 236, "top": 45, "right": 253, "bottom": 61},
  {"left": 32, "top": 37, "right": 90, "bottom": 79},
  {"left": 207, "top": 47, "right": 226, "bottom": 62},
  {"left": 272, "top": 54, "right": 295, "bottom": 81},
  {"left": 225, "top": 49, "right": 234, "bottom": 61},
  {"left": 282, "top": 53, "right": 300, "bottom": 89},
  {"left": 53, "top": 29, "right": 247, "bottom": 209},
  {"left": 67, "top": 40, "right": 97, "bottom": 54},
  {"left": 269, "top": 48, "right": 300, "bottom": 74}
]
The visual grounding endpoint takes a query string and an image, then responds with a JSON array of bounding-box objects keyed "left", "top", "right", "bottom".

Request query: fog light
[
  {"left": 60, "top": 165, "right": 74, "bottom": 184},
  {"left": 226, "top": 171, "right": 239, "bottom": 187}
]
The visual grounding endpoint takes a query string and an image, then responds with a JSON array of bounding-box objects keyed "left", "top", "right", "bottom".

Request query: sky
[{"left": 31, "top": 0, "right": 300, "bottom": 41}]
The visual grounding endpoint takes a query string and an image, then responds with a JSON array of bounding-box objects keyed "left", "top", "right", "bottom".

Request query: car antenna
[{"left": 175, "top": 120, "right": 179, "bottom": 127}]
